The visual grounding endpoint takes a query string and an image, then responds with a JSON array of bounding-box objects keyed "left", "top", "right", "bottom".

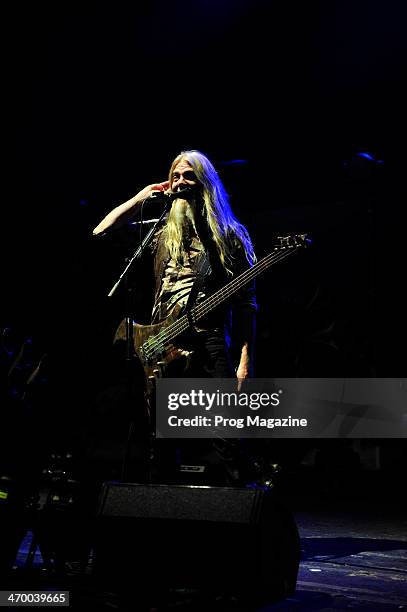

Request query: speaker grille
[{"left": 98, "top": 482, "right": 263, "bottom": 523}]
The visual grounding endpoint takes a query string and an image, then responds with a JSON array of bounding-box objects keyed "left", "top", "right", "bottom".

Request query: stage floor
[{"left": 6, "top": 469, "right": 407, "bottom": 611}]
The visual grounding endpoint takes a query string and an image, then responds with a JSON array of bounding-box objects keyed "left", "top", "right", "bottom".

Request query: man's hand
[
  {"left": 236, "top": 342, "right": 251, "bottom": 392},
  {"left": 137, "top": 181, "right": 170, "bottom": 202}
]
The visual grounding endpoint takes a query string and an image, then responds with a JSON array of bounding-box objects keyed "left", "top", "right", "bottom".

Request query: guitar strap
[{"left": 184, "top": 253, "right": 211, "bottom": 314}]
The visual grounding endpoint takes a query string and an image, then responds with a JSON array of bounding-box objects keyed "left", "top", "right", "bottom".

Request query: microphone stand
[{"left": 107, "top": 200, "right": 171, "bottom": 483}]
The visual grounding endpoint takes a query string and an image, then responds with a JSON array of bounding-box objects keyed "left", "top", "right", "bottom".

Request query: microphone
[
  {"left": 148, "top": 186, "right": 197, "bottom": 202},
  {"left": 92, "top": 218, "right": 160, "bottom": 239},
  {"left": 129, "top": 218, "right": 160, "bottom": 226}
]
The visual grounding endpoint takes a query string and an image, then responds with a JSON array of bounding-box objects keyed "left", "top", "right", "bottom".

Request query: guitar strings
[
  {"left": 142, "top": 245, "right": 302, "bottom": 360},
  {"left": 142, "top": 247, "right": 299, "bottom": 359},
  {"left": 143, "top": 248, "right": 297, "bottom": 360},
  {"left": 194, "top": 248, "right": 297, "bottom": 321}
]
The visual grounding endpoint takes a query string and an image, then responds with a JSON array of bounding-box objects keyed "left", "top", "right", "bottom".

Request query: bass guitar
[{"left": 114, "top": 233, "right": 309, "bottom": 388}]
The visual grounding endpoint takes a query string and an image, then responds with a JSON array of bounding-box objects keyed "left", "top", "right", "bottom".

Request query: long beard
[
  {"left": 165, "top": 198, "right": 207, "bottom": 264},
  {"left": 171, "top": 199, "right": 196, "bottom": 239}
]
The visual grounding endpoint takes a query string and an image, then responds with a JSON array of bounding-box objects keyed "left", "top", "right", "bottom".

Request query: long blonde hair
[{"left": 163, "top": 150, "right": 255, "bottom": 274}]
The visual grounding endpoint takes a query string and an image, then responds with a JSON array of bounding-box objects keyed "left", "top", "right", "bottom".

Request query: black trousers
[{"left": 153, "top": 329, "right": 243, "bottom": 485}]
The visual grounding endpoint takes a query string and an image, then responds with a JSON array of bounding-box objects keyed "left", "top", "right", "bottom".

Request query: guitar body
[{"left": 114, "top": 304, "right": 192, "bottom": 386}]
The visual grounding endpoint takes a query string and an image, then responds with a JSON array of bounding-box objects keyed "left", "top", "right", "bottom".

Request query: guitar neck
[{"left": 160, "top": 238, "right": 306, "bottom": 345}]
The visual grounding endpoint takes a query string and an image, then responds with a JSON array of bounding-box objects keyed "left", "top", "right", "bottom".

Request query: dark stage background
[{"left": 2, "top": 2, "right": 406, "bottom": 476}]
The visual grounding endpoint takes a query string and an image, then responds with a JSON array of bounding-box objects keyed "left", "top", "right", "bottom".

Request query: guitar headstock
[{"left": 273, "top": 233, "right": 311, "bottom": 250}]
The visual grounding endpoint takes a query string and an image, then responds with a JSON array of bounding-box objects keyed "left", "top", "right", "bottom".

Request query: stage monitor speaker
[{"left": 93, "top": 482, "right": 301, "bottom": 606}]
